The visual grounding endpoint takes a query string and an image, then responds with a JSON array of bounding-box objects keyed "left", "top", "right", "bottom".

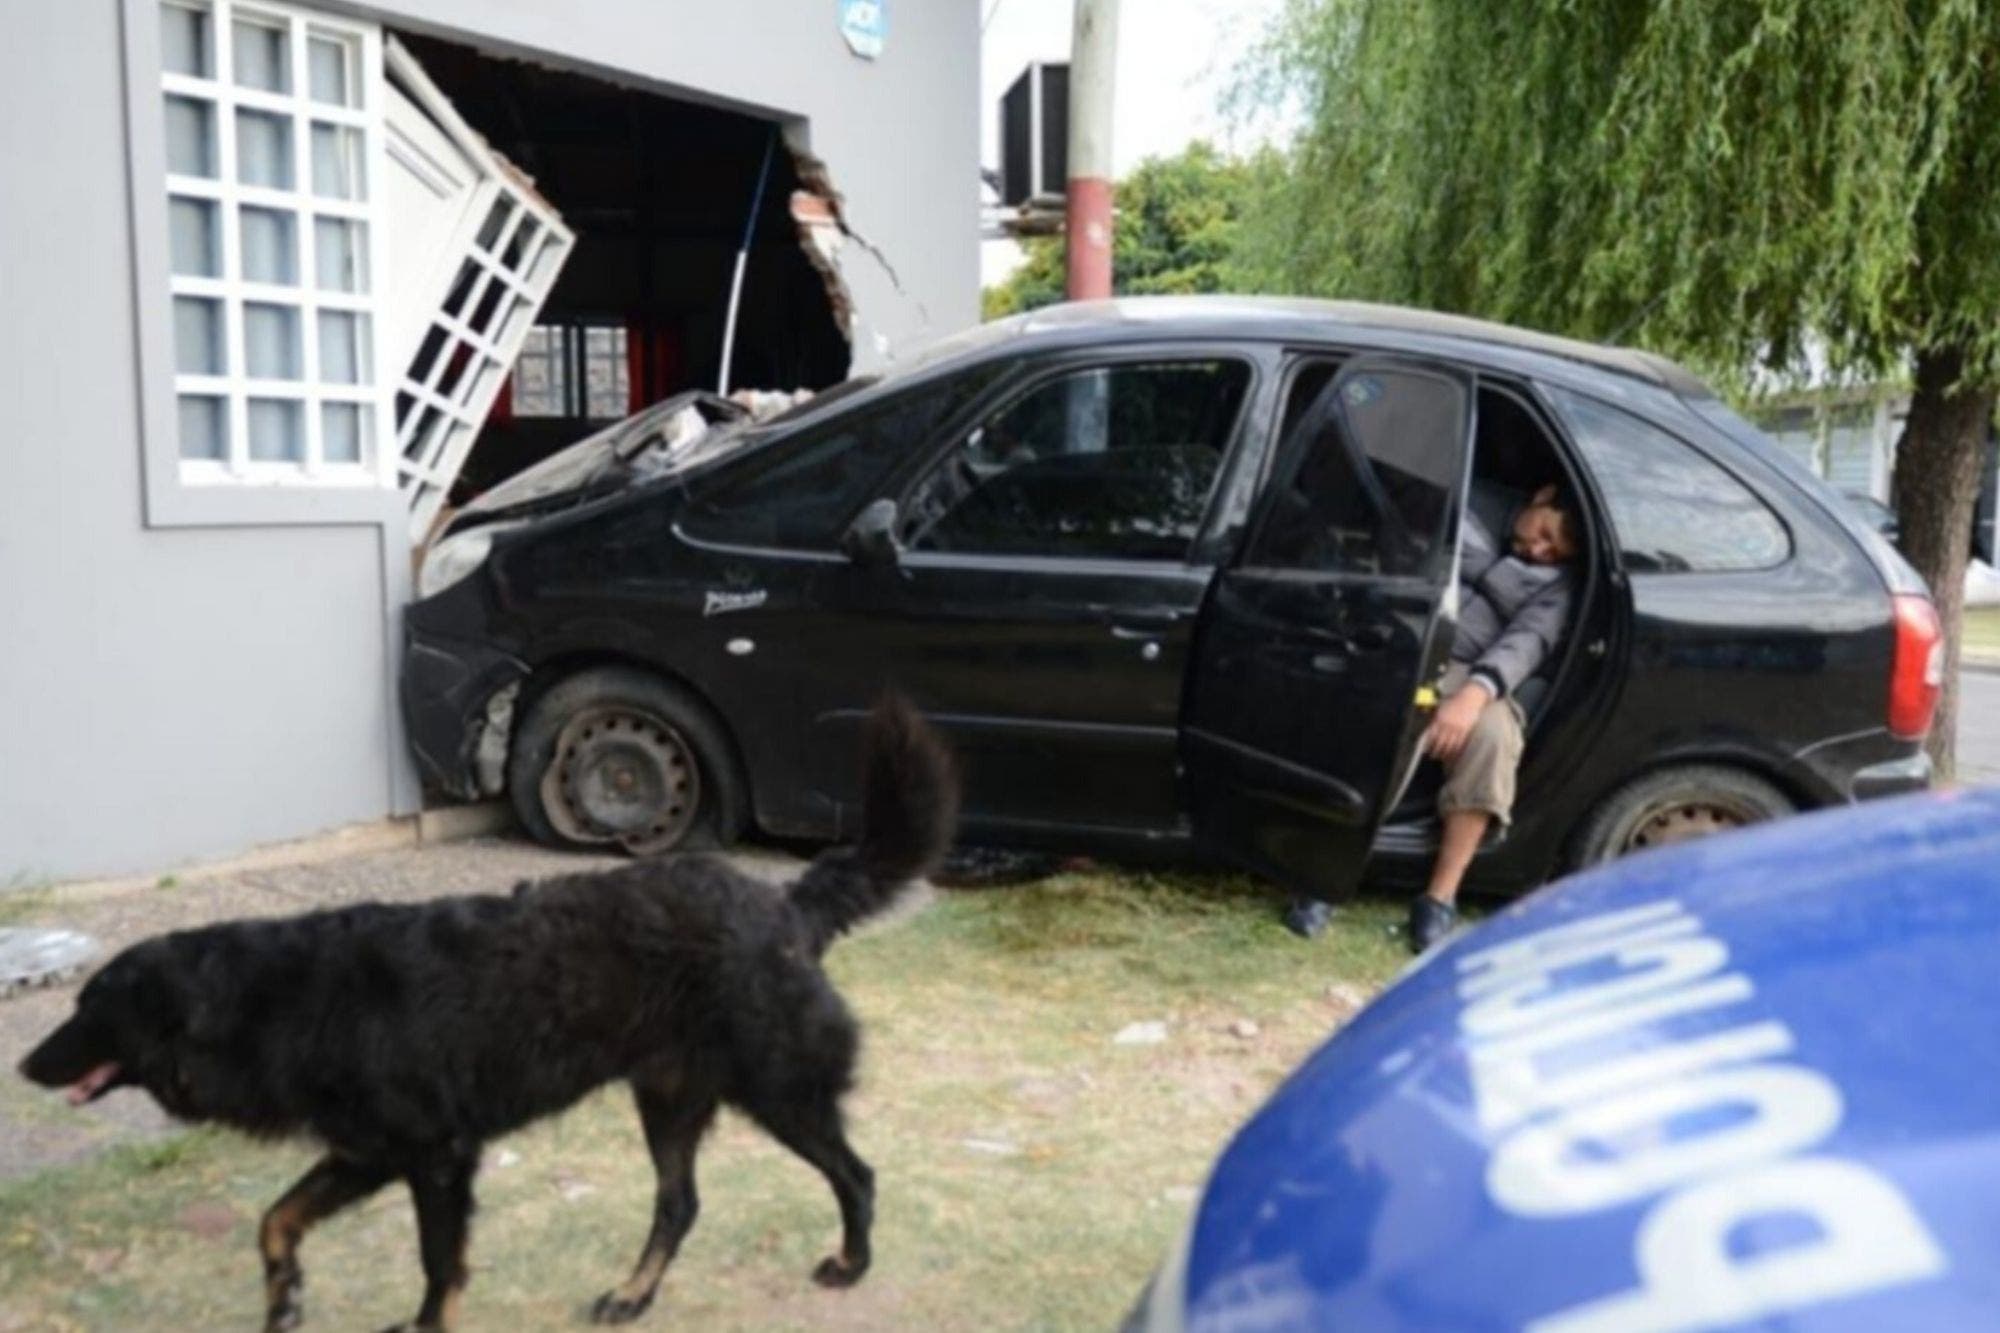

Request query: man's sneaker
[
  {"left": 1408, "top": 896, "right": 1458, "bottom": 954},
  {"left": 1282, "top": 898, "right": 1336, "bottom": 939}
]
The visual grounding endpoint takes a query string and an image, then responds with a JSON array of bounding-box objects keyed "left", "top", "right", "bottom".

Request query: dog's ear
[{"left": 157, "top": 944, "right": 240, "bottom": 1045}]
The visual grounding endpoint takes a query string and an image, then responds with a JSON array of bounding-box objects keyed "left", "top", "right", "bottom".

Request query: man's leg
[
  {"left": 1426, "top": 808, "right": 1492, "bottom": 906},
  {"left": 1414, "top": 689, "right": 1524, "bottom": 953}
]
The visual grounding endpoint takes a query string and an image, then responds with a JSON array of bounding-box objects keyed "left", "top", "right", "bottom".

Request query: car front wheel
[
  {"left": 507, "top": 667, "right": 745, "bottom": 855},
  {"left": 1568, "top": 764, "right": 1795, "bottom": 870}
]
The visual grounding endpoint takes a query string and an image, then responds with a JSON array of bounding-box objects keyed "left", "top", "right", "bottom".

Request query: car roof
[{"left": 990, "top": 296, "right": 1714, "bottom": 398}]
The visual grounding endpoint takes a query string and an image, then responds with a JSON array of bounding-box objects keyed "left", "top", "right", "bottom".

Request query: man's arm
[{"left": 1472, "top": 581, "right": 1574, "bottom": 698}]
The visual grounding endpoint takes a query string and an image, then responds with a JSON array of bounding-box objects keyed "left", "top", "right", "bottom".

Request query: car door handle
[
  {"left": 1110, "top": 623, "right": 1166, "bottom": 640},
  {"left": 1342, "top": 624, "right": 1395, "bottom": 653},
  {"left": 1107, "top": 606, "right": 1184, "bottom": 626}
]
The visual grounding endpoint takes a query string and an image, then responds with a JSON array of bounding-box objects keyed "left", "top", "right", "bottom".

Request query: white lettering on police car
[
  {"left": 1449, "top": 900, "right": 1946, "bottom": 1331},
  {"left": 1533, "top": 1158, "right": 1945, "bottom": 1333},
  {"left": 1489, "top": 1063, "right": 1842, "bottom": 1216},
  {"left": 1473, "top": 1017, "right": 1792, "bottom": 1134}
]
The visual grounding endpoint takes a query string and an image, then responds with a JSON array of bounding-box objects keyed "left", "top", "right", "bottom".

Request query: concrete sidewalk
[{"left": 0, "top": 834, "right": 802, "bottom": 1184}]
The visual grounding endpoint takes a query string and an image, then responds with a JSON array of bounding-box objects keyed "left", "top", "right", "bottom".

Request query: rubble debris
[
  {"left": 0, "top": 927, "right": 98, "bottom": 1000},
  {"left": 726, "top": 387, "right": 816, "bottom": 420}
]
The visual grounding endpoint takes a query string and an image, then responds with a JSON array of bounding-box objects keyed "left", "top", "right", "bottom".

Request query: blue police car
[{"left": 1126, "top": 788, "right": 2000, "bottom": 1331}]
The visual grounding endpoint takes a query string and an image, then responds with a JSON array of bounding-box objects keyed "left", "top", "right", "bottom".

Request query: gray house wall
[{"left": 0, "top": 0, "right": 977, "bottom": 884}]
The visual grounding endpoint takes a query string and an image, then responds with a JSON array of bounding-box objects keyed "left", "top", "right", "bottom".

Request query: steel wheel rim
[
  {"left": 1625, "top": 799, "right": 1752, "bottom": 852},
  {"left": 539, "top": 706, "right": 701, "bottom": 853}
]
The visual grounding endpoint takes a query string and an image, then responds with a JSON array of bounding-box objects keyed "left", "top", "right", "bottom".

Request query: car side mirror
[{"left": 841, "top": 499, "right": 902, "bottom": 569}]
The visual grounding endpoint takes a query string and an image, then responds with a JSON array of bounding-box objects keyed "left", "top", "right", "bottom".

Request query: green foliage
[
  {"left": 1236, "top": 0, "right": 2000, "bottom": 388},
  {"left": 984, "top": 142, "right": 1282, "bottom": 319}
]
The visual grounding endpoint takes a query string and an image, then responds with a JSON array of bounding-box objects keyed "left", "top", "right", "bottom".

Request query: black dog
[{"left": 20, "top": 697, "right": 956, "bottom": 1331}]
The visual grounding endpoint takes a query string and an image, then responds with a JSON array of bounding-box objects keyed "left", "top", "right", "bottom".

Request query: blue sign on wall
[{"left": 838, "top": 0, "right": 886, "bottom": 60}]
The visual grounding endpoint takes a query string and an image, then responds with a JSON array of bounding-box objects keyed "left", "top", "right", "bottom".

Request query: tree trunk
[{"left": 1891, "top": 344, "right": 1995, "bottom": 780}]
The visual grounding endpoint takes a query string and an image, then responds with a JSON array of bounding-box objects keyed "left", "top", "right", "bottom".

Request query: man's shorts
[{"left": 1437, "top": 663, "right": 1527, "bottom": 827}]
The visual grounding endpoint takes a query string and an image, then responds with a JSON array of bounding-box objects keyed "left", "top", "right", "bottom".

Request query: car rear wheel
[
  {"left": 1568, "top": 765, "right": 1795, "bottom": 870},
  {"left": 508, "top": 667, "right": 745, "bottom": 855}
]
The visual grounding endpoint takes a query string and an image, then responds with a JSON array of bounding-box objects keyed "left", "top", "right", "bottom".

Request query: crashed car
[
  {"left": 1124, "top": 787, "right": 2000, "bottom": 1331},
  {"left": 401, "top": 297, "right": 1938, "bottom": 898}
]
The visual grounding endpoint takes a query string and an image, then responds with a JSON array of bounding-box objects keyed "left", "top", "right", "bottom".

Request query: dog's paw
[
  {"left": 263, "top": 1267, "right": 304, "bottom": 1331},
  {"left": 589, "top": 1289, "right": 656, "bottom": 1325},
  {"left": 812, "top": 1254, "right": 868, "bottom": 1289}
]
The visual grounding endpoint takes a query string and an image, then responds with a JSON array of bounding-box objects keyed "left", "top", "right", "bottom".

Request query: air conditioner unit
[{"left": 1000, "top": 61, "right": 1069, "bottom": 207}]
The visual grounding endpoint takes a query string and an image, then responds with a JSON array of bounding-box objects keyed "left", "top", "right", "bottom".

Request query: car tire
[
  {"left": 1568, "top": 765, "right": 1795, "bottom": 871},
  {"left": 507, "top": 666, "right": 747, "bottom": 855}
]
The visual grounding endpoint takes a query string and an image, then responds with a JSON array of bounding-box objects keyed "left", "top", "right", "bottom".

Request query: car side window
[
  {"left": 904, "top": 360, "right": 1251, "bottom": 562},
  {"left": 679, "top": 363, "right": 1003, "bottom": 549},
  {"left": 1248, "top": 360, "right": 1469, "bottom": 578},
  {"left": 1549, "top": 387, "right": 1790, "bottom": 572}
]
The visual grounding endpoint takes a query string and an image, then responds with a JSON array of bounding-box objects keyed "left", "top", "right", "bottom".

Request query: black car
[
  {"left": 1844, "top": 489, "right": 1902, "bottom": 547},
  {"left": 402, "top": 298, "right": 1940, "bottom": 901}
]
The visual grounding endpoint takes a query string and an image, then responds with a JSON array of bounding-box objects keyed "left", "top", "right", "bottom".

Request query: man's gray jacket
[{"left": 1451, "top": 484, "right": 1574, "bottom": 699}]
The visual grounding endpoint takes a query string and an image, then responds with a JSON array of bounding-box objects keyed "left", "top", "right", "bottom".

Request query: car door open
[{"left": 1181, "top": 356, "right": 1476, "bottom": 901}]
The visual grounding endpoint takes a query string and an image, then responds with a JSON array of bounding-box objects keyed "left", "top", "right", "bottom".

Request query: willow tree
[{"left": 1239, "top": 0, "right": 2000, "bottom": 773}]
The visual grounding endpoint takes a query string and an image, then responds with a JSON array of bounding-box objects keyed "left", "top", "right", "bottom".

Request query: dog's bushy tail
[{"left": 789, "top": 695, "right": 958, "bottom": 954}]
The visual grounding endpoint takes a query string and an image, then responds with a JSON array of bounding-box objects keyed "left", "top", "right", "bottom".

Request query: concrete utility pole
[{"left": 1065, "top": 0, "right": 1119, "bottom": 300}]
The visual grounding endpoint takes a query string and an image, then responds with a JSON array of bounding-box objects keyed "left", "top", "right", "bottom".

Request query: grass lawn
[
  {"left": 0, "top": 871, "right": 1407, "bottom": 1333},
  {"left": 1962, "top": 605, "right": 2000, "bottom": 657}
]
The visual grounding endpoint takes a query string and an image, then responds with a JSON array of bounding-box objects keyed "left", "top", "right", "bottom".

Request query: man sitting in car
[{"left": 1288, "top": 482, "right": 1579, "bottom": 952}]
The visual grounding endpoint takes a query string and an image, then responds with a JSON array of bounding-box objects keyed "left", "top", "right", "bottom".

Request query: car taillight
[{"left": 1888, "top": 594, "right": 1944, "bottom": 740}]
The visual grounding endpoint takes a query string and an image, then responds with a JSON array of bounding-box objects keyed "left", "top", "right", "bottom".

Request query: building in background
[
  {"left": 1755, "top": 387, "right": 1998, "bottom": 568},
  {"left": 0, "top": 0, "right": 977, "bottom": 883}
]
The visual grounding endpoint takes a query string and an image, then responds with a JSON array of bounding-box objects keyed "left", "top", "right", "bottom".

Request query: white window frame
[
  {"left": 159, "top": 0, "right": 391, "bottom": 490},
  {"left": 124, "top": 0, "right": 403, "bottom": 528}
]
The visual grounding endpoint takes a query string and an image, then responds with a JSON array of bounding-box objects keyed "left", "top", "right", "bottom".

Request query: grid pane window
[
  {"left": 160, "top": 0, "right": 382, "bottom": 477},
  {"left": 231, "top": 16, "right": 289, "bottom": 93},
  {"left": 164, "top": 95, "right": 217, "bottom": 177},
  {"left": 310, "top": 123, "right": 365, "bottom": 199},
  {"left": 247, "top": 398, "right": 304, "bottom": 460},
  {"left": 178, "top": 395, "right": 228, "bottom": 460},
  {"left": 322, "top": 403, "right": 365, "bottom": 461},
  {"left": 306, "top": 33, "right": 358, "bottom": 107},
  {"left": 317, "top": 310, "right": 369, "bottom": 384},
  {"left": 508, "top": 324, "right": 630, "bottom": 420},
  {"left": 173, "top": 296, "right": 226, "bottom": 374},
  {"left": 161, "top": 3, "right": 213, "bottom": 76},
  {"left": 511, "top": 326, "right": 569, "bottom": 416},
  {"left": 244, "top": 302, "right": 301, "bottom": 379},
  {"left": 239, "top": 206, "right": 297, "bottom": 284},
  {"left": 314, "top": 216, "right": 367, "bottom": 292},
  {"left": 168, "top": 197, "right": 221, "bottom": 276},
  {"left": 584, "top": 327, "right": 630, "bottom": 419},
  {"left": 235, "top": 109, "right": 294, "bottom": 188}
]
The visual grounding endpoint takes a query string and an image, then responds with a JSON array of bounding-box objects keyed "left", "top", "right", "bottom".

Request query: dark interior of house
[{"left": 394, "top": 32, "right": 852, "bottom": 499}]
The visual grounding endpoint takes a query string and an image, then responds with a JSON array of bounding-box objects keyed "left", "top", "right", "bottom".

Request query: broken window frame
[{"left": 382, "top": 36, "right": 574, "bottom": 538}]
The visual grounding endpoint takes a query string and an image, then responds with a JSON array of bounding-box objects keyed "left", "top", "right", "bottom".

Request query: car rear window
[
  {"left": 1689, "top": 394, "right": 1929, "bottom": 596},
  {"left": 1550, "top": 387, "right": 1791, "bottom": 573}
]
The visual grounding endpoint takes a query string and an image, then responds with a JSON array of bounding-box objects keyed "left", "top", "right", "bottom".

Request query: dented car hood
[
  {"left": 443, "top": 391, "right": 754, "bottom": 535},
  {"left": 1144, "top": 788, "right": 2000, "bottom": 1332}
]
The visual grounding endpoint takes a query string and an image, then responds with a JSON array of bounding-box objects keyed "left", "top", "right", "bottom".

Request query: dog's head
[{"left": 18, "top": 941, "right": 203, "bottom": 1112}]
